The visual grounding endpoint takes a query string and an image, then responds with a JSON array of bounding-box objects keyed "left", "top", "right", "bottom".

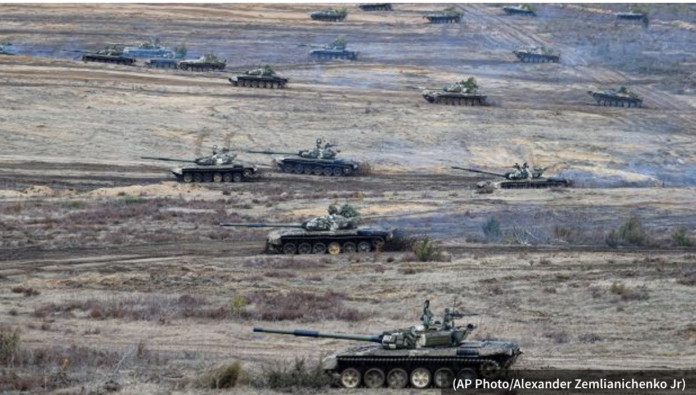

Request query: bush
[
  {"left": 412, "top": 236, "right": 446, "bottom": 262},
  {"left": 0, "top": 327, "right": 21, "bottom": 364},
  {"left": 253, "top": 357, "right": 331, "bottom": 390},
  {"left": 618, "top": 216, "right": 646, "bottom": 246},
  {"left": 482, "top": 216, "right": 502, "bottom": 241},
  {"left": 672, "top": 227, "right": 693, "bottom": 247},
  {"left": 199, "top": 362, "right": 246, "bottom": 389}
]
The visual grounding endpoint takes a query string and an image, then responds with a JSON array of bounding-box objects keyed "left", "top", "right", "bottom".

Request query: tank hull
[
  {"left": 513, "top": 52, "right": 559, "bottom": 63},
  {"left": 588, "top": 92, "right": 643, "bottom": 108},
  {"left": 503, "top": 7, "right": 536, "bottom": 16},
  {"left": 273, "top": 157, "right": 359, "bottom": 177},
  {"left": 82, "top": 54, "right": 136, "bottom": 65},
  {"left": 171, "top": 164, "right": 258, "bottom": 183},
  {"left": 424, "top": 15, "right": 461, "bottom": 23},
  {"left": 310, "top": 14, "right": 346, "bottom": 22},
  {"left": 479, "top": 178, "right": 571, "bottom": 189},
  {"left": 229, "top": 75, "right": 288, "bottom": 89},
  {"left": 310, "top": 49, "right": 358, "bottom": 60},
  {"left": 178, "top": 61, "right": 226, "bottom": 72},
  {"left": 422, "top": 91, "right": 487, "bottom": 106},
  {"left": 359, "top": 4, "right": 392, "bottom": 11},
  {"left": 267, "top": 228, "right": 393, "bottom": 255},
  {"left": 145, "top": 59, "right": 179, "bottom": 69}
]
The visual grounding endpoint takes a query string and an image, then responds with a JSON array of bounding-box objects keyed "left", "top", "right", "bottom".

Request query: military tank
[
  {"left": 423, "top": 7, "right": 463, "bottom": 24},
  {"left": 221, "top": 205, "right": 392, "bottom": 254},
  {"left": 309, "top": 36, "right": 359, "bottom": 61},
  {"left": 81, "top": 47, "right": 136, "bottom": 65},
  {"left": 615, "top": 12, "right": 649, "bottom": 26},
  {"left": 122, "top": 38, "right": 176, "bottom": 59},
  {"left": 310, "top": 7, "right": 348, "bottom": 22},
  {"left": 513, "top": 46, "right": 560, "bottom": 63},
  {"left": 142, "top": 146, "right": 257, "bottom": 183},
  {"left": 503, "top": 4, "right": 537, "bottom": 16},
  {"left": 587, "top": 86, "right": 643, "bottom": 108},
  {"left": 453, "top": 164, "right": 571, "bottom": 189},
  {"left": 358, "top": 3, "right": 392, "bottom": 11},
  {"left": 178, "top": 54, "right": 226, "bottom": 72},
  {"left": 253, "top": 302, "right": 521, "bottom": 388},
  {"left": 422, "top": 77, "right": 487, "bottom": 106},
  {"left": 228, "top": 65, "right": 288, "bottom": 89},
  {"left": 0, "top": 43, "right": 18, "bottom": 55},
  {"left": 144, "top": 58, "right": 179, "bottom": 69},
  {"left": 247, "top": 138, "right": 359, "bottom": 177}
]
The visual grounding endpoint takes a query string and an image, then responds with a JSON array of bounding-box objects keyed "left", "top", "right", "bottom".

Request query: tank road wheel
[
  {"left": 357, "top": 241, "right": 371, "bottom": 253},
  {"left": 479, "top": 360, "right": 501, "bottom": 379},
  {"left": 182, "top": 173, "right": 193, "bottom": 183},
  {"left": 282, "top": 243, "right": 297, "bottom": 255},
  {"left": 303, "top": 166, "right": 313, "bottom": 175},
  {"left": 313, "top": 166, "right": 323, "bottom": 176},
  {"left": 243, "top": 169, "right": 252, "bottom": 178},
  {"left": 213, "top": 172, "right": 223, "bottom": 183},
  {"left": 434, "top": 368, "right": 454, "bottom": 388},
  {"left": 332, "top": 167, "right": 343, "bottom": 176},
  {"left": 193, "top": 173, "right": 203, "bottom": 183},
  {"left": 323, "top": 167, "right": 333, "bottom": 176},
  {"left": 386, "top": 368, "right": 408, "bottom": 389},
  {"left": 364, "top": 368, "right": 385, "bottom": 388},
  {"left": 339, "top": 368, "right": 361, "bottom": 389},
  {"left": 298, "top": 242, "right": 312, "bottom": 255},
  {"left": 294, "top": 164, "right": 304, "bottom": 174},
  {"left": 312, "top": 242, "right": 327, "bottom": 254},
  {"left": 281, "top": 164, "right": 293, "bottom": 173},
  {"left": 410, "top": 368, "right": 431, "bottom": 389},
  {"left": 223, "top": 173, "right": 233, "bottom": 182},
  {"left": 457, "top": 368, "right": 478, "bottom": 383},
  {"left": 328, "top": 242, "right": 341, "bottom": 255},
  {"left": 203, "top": 173, "right": 213, "bottom": 182},
  {"left": 342, "top": 242, "right": 356, "bottom": 253},
  {"left": 232, "top": 173, "right": 243, "bottom": 183}
]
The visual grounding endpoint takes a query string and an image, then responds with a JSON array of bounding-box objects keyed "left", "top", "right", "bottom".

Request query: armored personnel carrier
[
  {"left": 310, "top": 7, "right": 348, "bottom": 22},
  {"left": 588, "top": 86, "right": 643, "bottom": 108},
  {"left": 453, "top": 164, "right": 570, "bottom": 189},
  {"left": 142, "top": 146, "right": 257, "bottom": 183},
  {"left": 309, "top": 36, "right": 358, "bottom": 60},
  {"left": 81, "top": 47, "right": 136, "bottom": 65},
  {"left": 423, "top": 7, "right": 463, "bottom": 23},
  {"left": 221, "top": 205, "right": 392, "bottom": 254},
  {"left": 422, "top": 77, "right": 487, "bottom": 106},
  {"left": 0, "top": 43, "right": 18, "bottom": 55},
  {"left": 247, "top": 138, "right": 359, "bottom": 176},
  {"left": 178, "top": 54, "right": 226, "bottom": 72},
  {"left": 513, "top": 46, "right": 560, "bottom": 63},
  {"left": 358, "top": 3, "right": 392, "bottom": 11},
  {"left": 503, "top": 4, "right": 537, "bottom": 16},
  {"left": 253, "top": 301, "right": 521, "bottom": 388},
  {"left": 228, "top": 65, "right": 288, "bottom": 89},
  {"left": 122, "top": 38, "right": 176, "bottom": 59}
]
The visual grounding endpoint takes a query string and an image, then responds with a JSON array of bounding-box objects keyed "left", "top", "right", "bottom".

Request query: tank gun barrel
[
  {"left": 246, "top": 149, "right": 299, "bottom": 156},
  {"left": 220, "top": 222, "right": 304, "bottom": 228},
  {"left": 452, "top": 166, "right": 507, "bottom": 178},
  {"left": 141, "top": 156, "right": 196, "bottom": 163},
  {"left": 253, "top": 327, "right": 382, "bottom": 343}
]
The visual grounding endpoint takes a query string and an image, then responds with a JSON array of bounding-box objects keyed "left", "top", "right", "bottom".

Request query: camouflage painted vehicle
[
  {"left": 228, "top": 65, "right": 288, "bottom": 89},
  {"left": 0, "top": 43, "right": 18, "bottom": 55},
  {"left": 247, "top": 138, "right": 359, "bottom": 176},
  {"left": 221, "top": 205, "right": 392, "bottom": 254},
  {"left": 253, "top": 302, "right": 521, "bottom": 388},
  {"left": 178, "top": 54, "right": 226, "bottom": 72},
  {"left": 503, "top": 4, "right": 537, "bottom": 16},
  {"left": 588, "top": 86, "right": 643, "bottom": 108},
  {"left": 309, "top": 36, "right": 358, "bottom": 60},
  {"left": 423, "top": 7, "right": 463, "bottom": 23},
  {"left": 422, "top": 77, "right": 487, "bottom": 106},
  {"left": 142, "top": 146, "right": 257, "bottom": 183},
  {"left": 310, "top": 7, "right": 348, "bottom": 22},
  {"left": 513, "top": 46, "right": 560, "bottom": 63},
  {"left": 144, "top": 58, "right": 179, "bottom": 69},
  {"left": 453, "top": 164, "right": 571, "bottom": 189},
  {"left": 122, "top": 38, "right": 176, "bottom": 59},
  {"left": 81, "top": 47, "right": 136, "bottom": 65},
  {"left": 358, "top": 3, "right": 392, "bottom": 11},
  {"left": 615, "top": 12, "right": 649, "bottom": 26}
]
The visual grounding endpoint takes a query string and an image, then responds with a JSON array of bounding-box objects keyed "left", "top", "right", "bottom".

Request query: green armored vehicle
[
  {"left": 178, "top": 54, "right": 226, "bottom": 72},
  {"left": 453, "top": 163, "right": 570, "bottom": 189},
  {"left": 588, "top": 86, "right": 643, "bottom": 108},
  {"left": 142, "top": 146, "right": 257, "bottom": 183},
  {"left": 309, "top": 36, "right": 359, "bottom": 61},
  {"left": 247, "top": 138, "right": 359, "bottom": 176},
  {"left": 221, "top": 205, "right": 393, "bottom": 254},
  {"left": 253, "top": 301, "right": 521, "bottom": 388},
  {"left": 513, "top": 46, "right": 560, "bottom": 63},
  {"left": 81, "top": 46, "right": 136, "bottom": 65},
  {"left": 503, "top": 4, "right": 537, "bottom": 16},
  {"left": 310, "top": 7, "right": 348, "bottom": 22},
  {"left": 422, "top": 77, "right": 487, "bottom": 106},
  {"left": 423, "top": 7, "right": 463, "bottom": 23},
  {"left": 228, "top": 65, "right": 288, "bottom": 89},
  {"left": 358, "top": 3, "right": 392, "bottom": 11}
]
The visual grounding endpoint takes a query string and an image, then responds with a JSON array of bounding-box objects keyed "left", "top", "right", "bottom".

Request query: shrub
[
  {"left": 0, "top": 326, "right": 21, "bottom": 364},
  {"left": 482, "top": 217, "right": 502, "bottom": 241},
  {"left": 230, "top": 296, "right": 248, "bottom": 314},
  {"left": 253, "top": 357, "right": 330, "bottom": 390},
  {"left": 411, "top": 236, "right": 446, "bottom": 262},
  {"left": 543, "top": 329, "right": 569, "bottom": 344},
  {"left": 672, "top": 227, "right": 693, "bottom": 247},
  {"left": 199, "top": 362, "right": 246, "bottom": 389},
  {"left": 617, "top": 215, "right": 646, "bottom": 246}
]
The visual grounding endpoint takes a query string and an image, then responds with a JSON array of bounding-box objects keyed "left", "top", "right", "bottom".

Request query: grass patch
[
  {"left": 411, "top": 236, "right": 449, "bottom": 262},
  {"left": 198, "top": 362, "right": 247, "bottom": 389},
  {"left": 252, "top": 357, "right": 331, "bottom": 391}
]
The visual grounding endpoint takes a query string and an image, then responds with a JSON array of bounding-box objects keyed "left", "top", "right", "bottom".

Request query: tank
[
  {"left": 423, "top": 7, "right": 463, "bottom": 24},
  {"left": 615, "top": 12, "right": 649, "bottom": 26},
  {"left": 310, "top": 8, "right": 348, "bottom": 22},
  {"left": 221, "top": 205, "right": 392, "bottom": 254},
  {"left": 309, "top": 36, "right": 358, "bottom": 61},
  {"left": 587, "top": 86, "right": 643, "bottom": 108},
  {"left": 122, "top": 38, "right": 176, "bottom": 59},
  {"left": 141, "top": 146, "right": 258, "bottom": 183},
  {"left": 0, "top": 43, "right": 18, "bottom": 55},
  {"left": 246, "top": 138, "right": 360, "bottom": 176},
  {"left": 228, "top": 65, "right": 288, "bottom": 89},
  {"left": 252, "top": 302, "right": 521, "bottom": 388},
  {"left": 144, "top": 58, "right": 179, "bottom": 69},
  {"left": 358, "top": 3, "right": 393, "bottom": 11},
  {"left": 178, "top": 54, "right": 226, "bottom": 72},
  {"left": 422, "top": 77, "right": 487, "bottom": 106},
  {"left": 502, "top": 5, "right": 537, "bottom": 16},
  {"left": 453, "top": 165, "right": 571, "bottom": 189},
  {"left": 81, "top": 47, "right": 136, "bottom": 66},
  {"left": 513, "top": 47, "right": 560, "bottom": 63}
]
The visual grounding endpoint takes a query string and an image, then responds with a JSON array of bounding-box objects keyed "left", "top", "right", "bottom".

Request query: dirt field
[{"left": 1, "top": 3, "right": 696, "bottom": 394}]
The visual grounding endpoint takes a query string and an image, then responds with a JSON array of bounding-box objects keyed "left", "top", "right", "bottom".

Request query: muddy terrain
[{"left": 1, "top": 3, "right": 696, "bottom": 394}]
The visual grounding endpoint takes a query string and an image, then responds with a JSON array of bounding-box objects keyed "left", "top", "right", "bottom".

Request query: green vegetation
[
  {"left": 672, "top": 227, "right": 693, "bottom": 247},
  {"left": 482, "top": 216, "right": 502, "bottom": 241},
  {"left": 0, "top": 326, "right": 21, "bottom": 364}
]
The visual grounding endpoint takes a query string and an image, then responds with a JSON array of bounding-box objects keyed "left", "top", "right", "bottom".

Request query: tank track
[
  {"left": 278, "top": 160, "right": 356, "bottom": 176},
  {"left": 229, "top": 77, "right": 287, "bottom": 89},
  {"left": 498, "top": 179, "right": 570, "bottom": 189},
  {"left": 310, "top": 51, "right": 358, "bottom": 61},
  {"left": 82, "top": 55, "right": 136, "bottom": 66},
  {"left": 516, "top": 54, "right": 559, "bottom": 63},
  {"left": 424, "top": 95, "right": 487, "bottom": 106},
  {"left": 175, "top": 167, "right": 256, "bottom": 183},
  {"left": 146, "top": 59, "right": 178, "bottom": 69},
  {"left": 425, "top": 16, "right": 461, "bottom": 24},
  {"left": 359, "top": 4, "right": 392, "bottom": 11},
  {"left": 311, "top": 15, "right": 346, "bottom": 22},
  {"left": 274, "top": 235, "right": 386, "bottom": 255},
  {"left": 178, "top": 63, "right": 225, "bottom": 72},
  {"left": 590, "top": 95, "right": 642, "bottom": 108}
]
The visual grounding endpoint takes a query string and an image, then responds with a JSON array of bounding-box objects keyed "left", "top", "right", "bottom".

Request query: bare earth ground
[{"left": 1, "top": 3, "right": 696, "bottom": 394}]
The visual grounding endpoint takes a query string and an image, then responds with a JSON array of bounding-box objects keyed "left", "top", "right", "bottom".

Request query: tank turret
[
  {"left": 453, "top": 165, "right": 570, "bottom": 189},
  {"left": 246, "top": 139, "right": 359, "bottom": 177},
  {"left": 122, "top": 38, "right": 177, "bottom": 59},
  {"left": 141, "top": 146, "right": 257, "bottom": 183}
]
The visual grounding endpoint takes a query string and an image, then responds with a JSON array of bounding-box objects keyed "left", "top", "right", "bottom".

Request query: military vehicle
[
  {"left": 503, "top": 5, "right": 537, "bottom": 16},
  {"left": 422, "top": 77, "right": 487, "bottom": 106},
  {"left": 144, "top": 58, "right": 179, "bottom": 69},
  {"left": 122, "top": 38, "right": 176, "bottom": 59},
  {"left": 221, "top": 205, "right": 392, "bottom": 254},
  {"left": 142, "top": 146, "right": 257, "bottom": 183},
  {"left": 253, "top": 302, "right": 521, "bottom": 388},
  {"left": 178, "top": 54, "right": 226, "bottom": 72},
  {"left": 513, "top": 47, "right": 560, "bottom": 63},
  {"left": 358, "top": 3, "right": 393, "bottom": 11},
  {"left": 0, "top": 43, "right": 18, "bottom": 55},
  {"left": 615, "top": 12, "right": 649, "bottom": 26},
  {"left": 228, "top": 65, "right": 288, "bottom": 89},
  {"left": 246, "top": 138, "right": 359, "bottom": 176},
  {"left": 423, "top": 7, "right": 463, "bottom": 23},
  {"left": 587, "top": 86, "right": 643, "bottom": 108},
  {"left": 81, "top": 47, "right": 136, "bottom": 65},
  {"left": 310, "top": 7, "right": 348, "bottom": 22},
  {"left": 309, "top": 36, "right": 358, "bottom": 61},
  {"left": 453, "top": 164, "right": 571, "bottom": 189}
]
